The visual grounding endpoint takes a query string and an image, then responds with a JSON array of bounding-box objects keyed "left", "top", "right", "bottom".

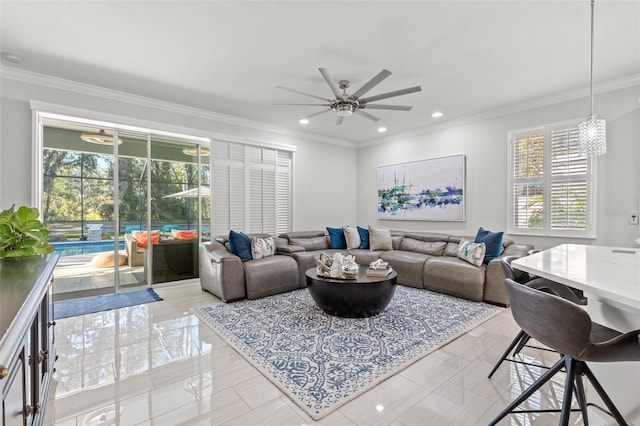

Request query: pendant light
[{"left": 578, "top": 0, "right": 606, "bottom": 156}]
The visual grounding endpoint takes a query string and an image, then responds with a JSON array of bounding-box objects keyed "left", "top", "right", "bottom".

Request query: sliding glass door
[{"left": 39, "top": 115, "right": 210, "bottom": 299}]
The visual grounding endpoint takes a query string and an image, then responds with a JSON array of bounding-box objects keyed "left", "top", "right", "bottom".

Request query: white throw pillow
[
  {"left": 343, "top": 226, "right": 362, "bottom": 250},
  {"left": 251, "top": 236, "right": 276, "bottom": 260},
  {"left": 457, "top": 240, "right": 486, "bottom": 267},
  {"left": 368, "top": 225, "right": 393, "bottom": 251}
]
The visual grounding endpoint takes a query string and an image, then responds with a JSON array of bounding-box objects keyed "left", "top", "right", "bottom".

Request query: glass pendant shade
[{"left": 578, "top": 115, "right": 606, "bottom": 156}]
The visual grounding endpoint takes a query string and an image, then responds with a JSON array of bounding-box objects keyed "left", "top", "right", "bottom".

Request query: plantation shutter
[
  {"left": 508, "top": 120, "right": 594, "bottom": 238},
  {"left": 275, "top": 150, "right": 291, "bottom": 234},
  {"left": 212, "top": 141, "right": 292, "bottom": 236},
  {"left": 550, "top": 126, "right": 588, "bottom": 231},
  {"left": 511, "top": 131, "right": 545, "bottom": 231}
]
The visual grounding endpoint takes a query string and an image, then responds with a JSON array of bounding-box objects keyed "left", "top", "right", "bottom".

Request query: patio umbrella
[
  {"left": 163, "top": 186, "right": 210, "bottom": 198},
  {"left": 163, "top": 186, "right": 210, "bottom": 229}
]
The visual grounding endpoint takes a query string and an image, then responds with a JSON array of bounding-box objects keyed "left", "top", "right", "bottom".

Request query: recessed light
[
  {"left": 1, "top": 52, "right": 22, "bottom": 64},
  {"left": 431, "top": 111, "right": 443, "bottom": 118},
  {"left": 377, "top": 127, "right": 387, "bottom": 133},
  {"left": 299, "top": 118, "right": 309, "bottom": 125}
]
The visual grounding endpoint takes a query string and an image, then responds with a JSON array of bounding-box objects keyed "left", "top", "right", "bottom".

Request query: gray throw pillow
[
  {"left": 343, "top": 226, "right": 362, "bottom": 250},
  {"left": 368, "top": 225, "right": 393, "bottom": 251}
]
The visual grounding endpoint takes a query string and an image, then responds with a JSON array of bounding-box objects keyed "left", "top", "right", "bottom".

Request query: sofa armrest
[
  {"left": 277, "top": 244, "right": 305, "bottom": 255},
  {"left": 199, "top": 242, "right": 246, "bottom": 302},
  {"left": 483, "top": 245, "right": 533, "bottom": 306}
]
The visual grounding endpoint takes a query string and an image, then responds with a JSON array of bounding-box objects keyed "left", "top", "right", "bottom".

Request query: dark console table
[
  {"left": 1, "top": 254, "right": 59, "bottom": 426},
  {"left": 305, "top": 266, "right": 397, "bottom": 318}
]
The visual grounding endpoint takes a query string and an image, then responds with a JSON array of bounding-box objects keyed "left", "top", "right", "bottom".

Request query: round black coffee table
[{"left": 305, "top": 266, "right": 398, "bottom": 318}]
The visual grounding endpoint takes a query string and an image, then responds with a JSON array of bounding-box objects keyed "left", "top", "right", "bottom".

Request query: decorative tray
[{"left": 316, "top": 269, "right": 357, "bottom": 280}]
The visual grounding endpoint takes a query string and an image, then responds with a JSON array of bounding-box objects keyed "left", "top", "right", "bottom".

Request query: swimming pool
[{"left": 52, "top": 240, "right": 125, "bottom": 257}]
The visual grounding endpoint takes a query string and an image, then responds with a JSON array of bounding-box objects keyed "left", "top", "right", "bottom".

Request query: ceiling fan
[{"left": 276, "top": 68, "right": 422, "bottom": 125}]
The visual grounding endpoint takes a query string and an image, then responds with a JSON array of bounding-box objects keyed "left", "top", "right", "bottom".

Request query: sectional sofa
[{"left": 199, "top": 230, "right": 533, "bottom": 306}]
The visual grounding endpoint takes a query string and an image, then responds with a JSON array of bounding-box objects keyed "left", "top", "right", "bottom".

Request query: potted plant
[{"left": 0, "top": 204, "right": 54, "bottom": 258}]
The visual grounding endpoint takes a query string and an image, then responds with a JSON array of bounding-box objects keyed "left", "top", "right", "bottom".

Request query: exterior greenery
[
  {"left": 42, "top": 148, "right": 210, "bottom": 237},
  {"left": 0, "top": 204, "right": 54, "bottom": 257}
]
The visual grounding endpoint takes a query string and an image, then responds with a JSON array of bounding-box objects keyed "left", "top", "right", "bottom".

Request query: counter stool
[
  {"left": 489, "top": 279, "right": 640, "bottom": 426},
  {"left": 487, "top": 256, "right": 585, "bottom": 379}
]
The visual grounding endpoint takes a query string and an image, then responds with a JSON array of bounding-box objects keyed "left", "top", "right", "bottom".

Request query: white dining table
[{"left": 512, "top": 244, "right": 640, "bottom": 423}]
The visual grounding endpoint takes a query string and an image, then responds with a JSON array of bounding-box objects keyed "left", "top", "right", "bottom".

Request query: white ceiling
[{"left": 1, "top": 1, "right": 638, "bottom": 144}]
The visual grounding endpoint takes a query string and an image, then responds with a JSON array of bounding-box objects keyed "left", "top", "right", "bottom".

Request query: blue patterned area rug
[
  {"left": 194, "top": 286, "right": 502, "bottom": 419},
  {"left": 54, "top": 288, "right": 163, "bottom": 320}
]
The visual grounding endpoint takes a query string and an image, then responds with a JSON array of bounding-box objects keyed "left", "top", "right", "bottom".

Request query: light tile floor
[{"left": 46, "top": 283, "right": 623, "bottom": 426}]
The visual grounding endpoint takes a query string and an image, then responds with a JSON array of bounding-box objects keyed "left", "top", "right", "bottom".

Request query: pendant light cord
[{"left": 589, "top": 0, "right": 595, "bottom": 119}]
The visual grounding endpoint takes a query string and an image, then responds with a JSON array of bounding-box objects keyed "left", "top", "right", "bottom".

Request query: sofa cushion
[
  {"left": 380, "top": 250, "right": 431, "bottom": 288},
  {"left": 475, "top": 227, "right": 503, "bottom": 264},
  {"left": 229, "top": 230, "right": 252, "bottom": 262},
  {"left": 251, "top": 236, "right": 276, "bottom": 259},
  {"left": 457, "top": 240, "right": 486, "bottom": 266},
  {"left": 343, "top": 226, "right": 361, "bottom": 249},
  {"left": 399, "top": 237, "right": 447, "bottom": 256},
  {"left": 288, "top": 236, "right": 330, "bottom": 251},
  {"left": 348, "top": 248, "right": 383, "bottom": 266},
  {"left": 327, "top": 227, "right": 347, "bottom": 249},
  {"left": 243, "top": 255, "right": 299, "bottom": 299},
  {"left": 357, "top": 226, "right": 370, "bottom": 249},
  {"left": 369, "top": 225, "right": 393, "bottom": 251},
  {"left": 423, "top": 257, "right": 486, "bottom": 302}
]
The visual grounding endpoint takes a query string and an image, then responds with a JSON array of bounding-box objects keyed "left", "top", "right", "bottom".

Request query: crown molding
[
  {"left": 359, "top": 73, "right": 640, "bottom": 149},
  {"left": 0, "top": 66, "right": 356, "bottom": 149}
]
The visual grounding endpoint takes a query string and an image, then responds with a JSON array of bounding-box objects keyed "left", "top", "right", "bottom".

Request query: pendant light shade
[
  {"left": 578, "top": 0, "right": 606, "bottom": 156},
  {"left": 578, "top": 115, "right": 606, "bottom": 156}
]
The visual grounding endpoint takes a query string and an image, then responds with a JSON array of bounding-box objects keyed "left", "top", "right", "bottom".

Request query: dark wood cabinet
[{"left": 1, "top": 255, "right": 58, "bottom": 426}]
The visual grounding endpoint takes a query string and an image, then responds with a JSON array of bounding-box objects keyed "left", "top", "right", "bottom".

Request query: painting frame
[{"left": 377, "top": 154, "right": 465, "bottom": 221}]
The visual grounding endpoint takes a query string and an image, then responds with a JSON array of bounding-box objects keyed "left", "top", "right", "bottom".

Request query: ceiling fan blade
[
  {"left": 276, "top": 85, "right": 331, "bottom": 102},
  {"left": 336, "top": 116, "right": 345, "bottom": 126},
  {"left": 355, "top": 110, "right": 380, "bottom": 122},
  {"left": 359, "top": 86, "right": 422, "bottom": 104},
  {"left": 318, "top": 68, "right": 345, "bottom": 100},
  {"left": 273, "top": 103, "right": 331, "bottom": 106},
  {"left": 304, "top": 109, "right": 332, "bottom": 119},
  {"left": 350, "top": 69, "right": 392, "bottom": 100},
  {"left": 360, "top": 104, "right": 412, "bottom": 111}
]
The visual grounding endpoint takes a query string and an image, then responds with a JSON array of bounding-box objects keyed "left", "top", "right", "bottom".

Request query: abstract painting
[{"left": 377, "top": 154, "right": 465, "bottom": 221}]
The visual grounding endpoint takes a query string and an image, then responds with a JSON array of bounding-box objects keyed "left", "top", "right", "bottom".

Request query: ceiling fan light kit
[
  {"left": 277, "top": 68, "right": 421, "bottom": 126},
  {"left": 81, "top": 129, "right": 123, "bottom": 145}
]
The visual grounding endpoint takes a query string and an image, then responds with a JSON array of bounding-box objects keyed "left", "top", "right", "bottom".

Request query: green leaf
[{"left": 0, "top": 205, "right": 52, "bottom": 258}]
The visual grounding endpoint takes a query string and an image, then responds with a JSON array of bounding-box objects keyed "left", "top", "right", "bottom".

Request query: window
[
  {"left": 212, "top": 140, "right": 293, "bottom": 236},
  {"left": 508, "top": 120, "right": 596, "bottom": 238}
]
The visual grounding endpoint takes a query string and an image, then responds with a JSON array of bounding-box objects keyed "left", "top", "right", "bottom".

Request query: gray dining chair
[
  {"left": 487, "top": 256, "right": 586, "bottom": 378},
  {"left": 489, "top": 279, "right": 640, "bottom": 426}
]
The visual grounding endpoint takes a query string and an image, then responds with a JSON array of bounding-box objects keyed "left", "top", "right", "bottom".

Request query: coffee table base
[{"left": 305, "top": 267, "right": 397, "bottom": 318}]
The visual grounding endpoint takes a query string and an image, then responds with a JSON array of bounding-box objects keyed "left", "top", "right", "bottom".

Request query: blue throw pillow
[
  {"left": 326, "top": 227, "right": 346, "bottom": 249},
  {"left": 357, "top": 226, "right": 369, "bottom": 249},
  {"left": 474, "top": 227, "right": 504, "bottom": 264},
  {"left": 227, "top": 231, "right": 237, "bottom": 253},
  {"left": 229, "top": 230, "right": 252, "bottom": 262}
]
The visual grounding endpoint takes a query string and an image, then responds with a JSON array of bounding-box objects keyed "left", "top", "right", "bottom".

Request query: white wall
[
  {"left": 2, "top": 70, "right": 638, "bottom": 248},
  {"left": 0, "top": 73, "right": 358, "bottom": 232},
  {"left": 357, "top": 85, "right": 640, "bottom": 250}
]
